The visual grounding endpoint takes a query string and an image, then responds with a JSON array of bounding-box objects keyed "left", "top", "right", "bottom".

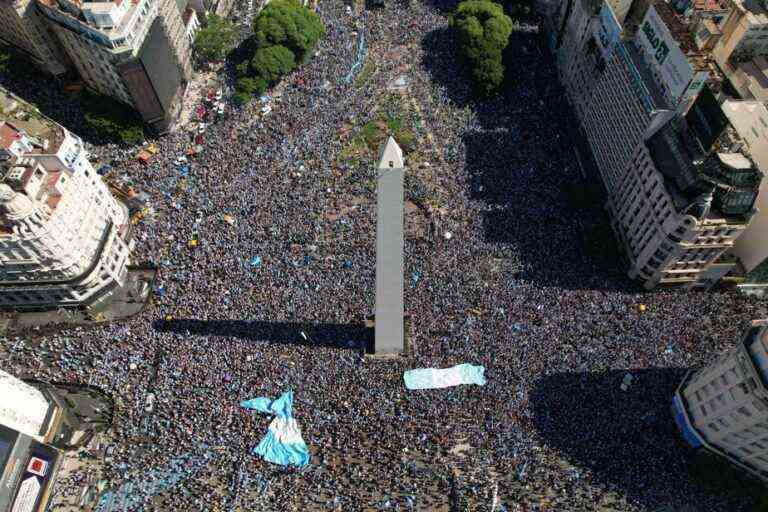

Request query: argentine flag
[
  {"left": 404, "top": 363, "right": 486, "bottom": 390},
  {"left": 240, "top": 391, "right": 310, "bottom": 467}
]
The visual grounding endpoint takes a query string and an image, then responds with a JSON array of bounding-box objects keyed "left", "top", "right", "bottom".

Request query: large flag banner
[
  {"left": 241, "top": 391, "right": 310, "bottom": 467},
  {"left": 404, "top": 363, "right": 487, "bottom": 390}
]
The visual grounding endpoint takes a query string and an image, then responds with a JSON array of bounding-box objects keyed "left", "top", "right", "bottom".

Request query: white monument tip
[{"left": 377, "top": 136, "right": 405, "bottom": 170}]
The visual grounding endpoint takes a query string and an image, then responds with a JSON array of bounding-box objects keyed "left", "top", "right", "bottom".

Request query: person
[{"left": 1, "top": 0, "right": 760, "bottom": 510}]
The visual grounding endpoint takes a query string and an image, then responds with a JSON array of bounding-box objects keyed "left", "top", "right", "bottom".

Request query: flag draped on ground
[
  {"left": 403, "top": 364, "right": 487, "bottom": 390},
  {"left": 240, "top": 391, "right": 310, "bottom": 467}
]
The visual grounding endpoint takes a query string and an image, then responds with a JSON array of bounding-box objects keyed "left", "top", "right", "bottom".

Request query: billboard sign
[
  {"left": 682, "top": 70, "right": 709, "bottom": 102},
  {"left": 11, "top": 476, "right": 40, "bottom": 512},
  {"left": 638, "top": 5, "right": 694, "bottom": 102},
  {"left": 26, "top": 457, "right": 47, "bottom": 478}
]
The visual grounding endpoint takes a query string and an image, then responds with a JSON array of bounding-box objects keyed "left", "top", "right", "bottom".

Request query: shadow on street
[
  {"left": 153, "top": 318, "right": 371, "bottom": 351},
  {"left": 529, "top": 368, "right": 744, "bottom": 509},
  {"left": 420, "top": 27, "right": 632, "bottom": 291}
]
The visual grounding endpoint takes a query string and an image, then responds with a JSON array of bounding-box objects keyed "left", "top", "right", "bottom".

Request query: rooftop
[
  {"left": 727, "top": 57, "right": 768, "bottom": 102},
  {"left": 37, "top": 0, "right": 144, "bottom": 47},
  {"left": 0, "top": 88, "right": 60, "bottom": 149},
  {"left": 655, "top": 0, "right": 699, "bottom": 54},
  {"left": 734, "top": 0, "right": 768, "bottom": 25},
  {"left": 644, "top": 91, "right": 763, "bottom": 222},
  {"left": 721, "top": 99, "right": 768, "bottom": 170},
  {"left": 0, "top": 123, "right": 22, "bottom": 151}
]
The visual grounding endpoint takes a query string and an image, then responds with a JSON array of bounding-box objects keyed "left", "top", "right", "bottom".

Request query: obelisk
[{"left": 375, "top": 136, "right": 405, "bottom": 354}]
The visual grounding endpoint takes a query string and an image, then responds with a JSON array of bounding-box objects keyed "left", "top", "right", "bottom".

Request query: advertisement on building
[
  {"left": 594, "top": 2, "right": 622, "bottom": 58},
  {"left": 11, "top": 476, "right": 40, "bottom": 512},
  {"left": 0, "top": 423, "right": 58, "bottom": 512},
  {"left": 10, "top": 443, "right": 57, "bottom": 512},
  {"left": 637, "top": 5, "right": 694, "bottom": 102},
  {"left": 676, "top": 70, "right": 711, "bottom": 114}
]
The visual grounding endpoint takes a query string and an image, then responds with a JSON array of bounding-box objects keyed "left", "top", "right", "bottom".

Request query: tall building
[
  {"left": 712, "top": 0, "right": 768, "bottom": 66},
  {"left": 721, "top": 99, "right": 768, "bottom": 275},
  {"left": 35, "top": 0, "right": 193, "bottom": 132},
  {"left": 0, "top": 370, "right": 62, "bottom": 512},
  {"left": 0, "top": 0, "right": 68, "bottom": 76},
  {"left": 555, "top": 0, "right": 720, "bottom": 193},
  {"left": 551, "top": 0, "right": 768, "bottom": 288},
  {"left": 673, "top": 320, "right": 768, "bottom": 482},
  {"left": 0, "top": 368, "right": 114, "bottom": 511},
  {"left": 0, "top": 117, "right": 134, "bottom": 312},
  {"left": 608, "top": 90, "right": 762, "bottom": 289}
]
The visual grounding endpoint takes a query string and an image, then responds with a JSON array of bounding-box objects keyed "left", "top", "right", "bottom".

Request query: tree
[
  {"left": 253, "top": 0, "right": 324, "bottom": 63},
  {"left": 233, "top": 76, "right": 268, "bottom": 105},
  {"left": 233, "top": 91, "right": 253, "bottom": 105},
  {"left": 80, "top": 92, "right": 145, "bottom": 145},
  {"left": 451, "top": 0, "right": 513, "bottom": 96},
  {"left": 250, "top": 44, "right": 296, "bottom": 84},
  {"left": 194, "top": 14, "right": 236, "bottom": 63}
]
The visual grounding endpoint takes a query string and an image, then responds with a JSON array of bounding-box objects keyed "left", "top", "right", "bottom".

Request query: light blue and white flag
[
  {"left": 240, "top": 391, "right": 310, "bottom": 467},
  {"left": 404, "top": 363, "right": 486, "bottom": 390}
]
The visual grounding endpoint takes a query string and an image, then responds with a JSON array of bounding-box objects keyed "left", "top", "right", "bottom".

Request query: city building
[
  {"left": 555, "top": 0, "right": 721, "bottom": 193},
  {"left": 608, "top": 89, "right": 762, "bottom": 289},
  {"left": 35, "top": 0, "right": 193, "bottom": 132},
  {"left": 0, "top": 0, "right": 68, "bottom": 76},
  {"left": 711, "top": 0, "right": 768, "bottom": 66},
  {"left": 550, "top": 0, "right": 768, "bottom": 288},
  {"left": 673, "top": 320, "right": 768, "bottom": 482},
  {"left": 692, "top": 0, "right": 768, "bottom": 103},
  {"left": 0, "top": 369, "right": 73, "bottom": 512},
  {"left": 721, "top": 99, "right": 768, "bottom": 275},
  {"left": 0, "top": 368, "right": 114, "bottom": 512},
  {"left": 0, "top": 114, "right": 135, "bottom": 312}
]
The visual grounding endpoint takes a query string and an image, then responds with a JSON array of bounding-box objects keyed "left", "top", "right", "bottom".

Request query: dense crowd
[{"left": 2, "top": 0, "right": 767, "bottom": 510}]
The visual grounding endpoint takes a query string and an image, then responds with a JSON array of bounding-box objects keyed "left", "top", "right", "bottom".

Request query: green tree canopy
[
  {"left": 194, "top": 14, "right": 236, "bottom": 63},
  {"left": 451, "top": 0, "right": 513, "bottom": 96},
  {"left": 236, "top": 76, "right": 268, "bottom": 95},
  {"left": 80, "top": 91, "right": 144, "bottom": 145},
  {"left": 250, "top": 44, "right": 296, "bottom": 84},
  {"left": 253, "top": 0, "right": 325, "bottom": 63}
]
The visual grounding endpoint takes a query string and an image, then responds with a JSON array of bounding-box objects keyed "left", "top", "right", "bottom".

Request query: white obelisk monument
[{"left": 375, "top": 137, "right": 405, "bottom": 354}]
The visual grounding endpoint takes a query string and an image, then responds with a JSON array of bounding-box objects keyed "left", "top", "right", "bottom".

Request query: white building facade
[
  {"left": 722, "top": 100, "right": 768, "bottom": 275},
  {"left": 0, "top": 121, "right": 134, "bottom": 311},
  {"left": 36, "top": 0, "right": 193, "bottom": 132},
  {"left": 674, "top": 320, "right": 768, "bottom": 482},
  {"left": 0, "top": 369, "right": 56, "bottom": 442},
  {"left": 551, "top": 0, "right": 765, "bottom": 289}
]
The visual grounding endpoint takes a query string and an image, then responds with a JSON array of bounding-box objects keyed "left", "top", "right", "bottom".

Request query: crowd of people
[{"left": 2, "top": 0, "right": 767, "bottom": 510}]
